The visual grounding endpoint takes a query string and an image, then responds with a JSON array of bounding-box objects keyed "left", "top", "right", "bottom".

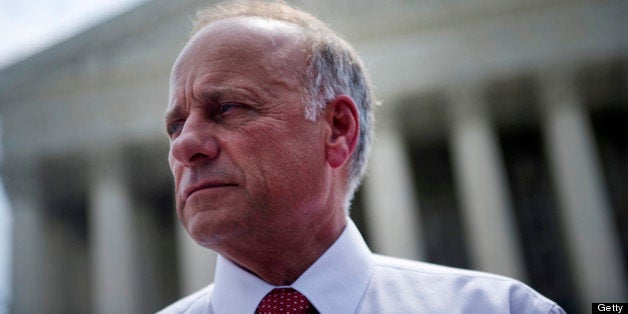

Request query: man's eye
[
  {"left": 167, "top": 121, "right": 184, "bottom": 137},
  {"left": 219, "top": 103, "right": 241, "bottom": 114}
]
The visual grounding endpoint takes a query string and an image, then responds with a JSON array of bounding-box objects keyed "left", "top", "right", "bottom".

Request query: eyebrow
[
  {"left": 199, "top": 86, "right": 258, "bottom": 104},
  {"left": 163, "top": 104, "right": 186, "bottom": 123},
  {"left": 163, "top": 86, "right": 260, "bottom": 123},
  {"left": 200, "top": 88, "right": 226, "bottom": 104}
]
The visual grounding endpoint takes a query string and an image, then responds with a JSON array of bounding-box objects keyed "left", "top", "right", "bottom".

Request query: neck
[{"left": 222, "top": 208, "right": 347, "bottom": 286}]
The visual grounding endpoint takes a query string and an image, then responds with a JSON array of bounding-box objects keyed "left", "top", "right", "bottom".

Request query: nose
[{"left": 169, "top": 115, "right": 220, "bottom": 166}]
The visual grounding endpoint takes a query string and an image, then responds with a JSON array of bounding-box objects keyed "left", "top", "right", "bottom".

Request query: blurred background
[{"left": 1, "top": 0, "right": 627, "bottom": 313}]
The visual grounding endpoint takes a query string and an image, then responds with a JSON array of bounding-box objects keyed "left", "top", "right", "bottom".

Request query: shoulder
[
  {"left": 357, "top": 254, "right": 564, "bottom": 314},
  {"left": 372, "top": 254, "right": 519, "bottom": 282},
  {"left": 157, "top": 284, "right": 214, "bottom": 314}
]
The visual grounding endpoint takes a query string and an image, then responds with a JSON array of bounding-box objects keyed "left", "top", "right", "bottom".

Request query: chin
[
  {"left": 187, "top": 222, "right": 221, "bottom": 248},
  {"left": 185, "top": 214, "right": 242, "bottom": 248}
]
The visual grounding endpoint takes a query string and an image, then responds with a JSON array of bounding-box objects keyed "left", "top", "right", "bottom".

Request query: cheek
[
  {"left": 168, "top": 158, "right": 180, "bottom": 186},
  {"left": 250, "top": 130, "right": 323, "bottom": 187},
  {"left": 245, "top": 129, "right": 296, "bottom": 167},
  {"left": 229, "top": 118, "right": 326, "bottom": 190},
  {"left": 168, "top": 152, "right": 176, "bottom": 175},
  {"left": 168, "top": 158, "right": 185, "bottom": 203}
]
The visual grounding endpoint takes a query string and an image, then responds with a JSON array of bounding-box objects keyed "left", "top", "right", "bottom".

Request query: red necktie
[{"left": 255, "top": 288, "right": 318, "bottom": 314}]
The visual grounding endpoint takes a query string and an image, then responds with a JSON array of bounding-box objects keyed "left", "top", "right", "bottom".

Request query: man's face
[{"left": 166, "top": 18, "right": 332, "bottom": 249}]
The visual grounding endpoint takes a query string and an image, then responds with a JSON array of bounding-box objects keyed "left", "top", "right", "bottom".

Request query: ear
[{"left": 324, "top": 95, "right": 360, "bottom": 169}]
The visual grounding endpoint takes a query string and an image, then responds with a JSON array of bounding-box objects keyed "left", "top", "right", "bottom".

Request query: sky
[{"left": 0, "top": 0, "right": 149, "bottom": 70}]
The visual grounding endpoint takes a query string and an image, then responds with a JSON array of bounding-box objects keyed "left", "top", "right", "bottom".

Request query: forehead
[{"left": 171, "top": 17, "right": 305, "bottom": 79}]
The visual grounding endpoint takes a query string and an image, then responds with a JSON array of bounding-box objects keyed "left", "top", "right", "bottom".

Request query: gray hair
[{"left": 191, "top": 0, "right": 376, "bottom": 209}]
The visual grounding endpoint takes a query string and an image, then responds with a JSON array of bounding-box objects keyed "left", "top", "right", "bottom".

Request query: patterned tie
[{"left": 255, "top": 288, "right": 318, "bottom": 314}]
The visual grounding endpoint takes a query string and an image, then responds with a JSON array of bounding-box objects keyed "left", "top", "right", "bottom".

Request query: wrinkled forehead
[{"left": 170, "top": 16, "right": 306, "bottom": 80}]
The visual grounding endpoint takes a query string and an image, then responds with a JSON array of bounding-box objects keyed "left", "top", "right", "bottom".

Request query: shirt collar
[
  {"left": 210, "top": 219, "right": 374, "bottom": 314},
  {"left": 210, "top": 254, "right": 274, "bottom": 314}
]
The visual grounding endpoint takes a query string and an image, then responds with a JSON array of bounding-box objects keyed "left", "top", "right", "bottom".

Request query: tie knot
[{"left": 255, "top": 288, "right": 318, "bottom": 314}]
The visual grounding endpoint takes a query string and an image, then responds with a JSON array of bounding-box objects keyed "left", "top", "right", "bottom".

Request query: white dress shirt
[{"left": 159, "top": 219, "right": 565, "bottom": 314}]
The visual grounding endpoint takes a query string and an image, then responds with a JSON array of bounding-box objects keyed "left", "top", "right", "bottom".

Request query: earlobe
[{"left": 325, "top": 95, "right": 359, "bottom": 169}]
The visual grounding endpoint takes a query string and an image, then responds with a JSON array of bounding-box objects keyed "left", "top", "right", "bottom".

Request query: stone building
[{"left": 1, "top": 0, "right": 627, "bottom": 313}]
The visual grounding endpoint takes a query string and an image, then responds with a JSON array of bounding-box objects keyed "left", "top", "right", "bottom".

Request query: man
[{"left": 160, "top": 1, "right": 565, "bottom": 313}]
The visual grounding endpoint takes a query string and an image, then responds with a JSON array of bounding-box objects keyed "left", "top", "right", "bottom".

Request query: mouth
[{"left": 184, "top": 182, "right": 237, "bottom": 199}]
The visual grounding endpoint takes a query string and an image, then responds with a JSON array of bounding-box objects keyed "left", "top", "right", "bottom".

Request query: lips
[{"left": 183, "top": 181, "right": 237, "bottom": 199}]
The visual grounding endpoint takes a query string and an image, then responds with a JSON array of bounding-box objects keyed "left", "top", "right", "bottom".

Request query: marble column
[
  {"left": 447, "top": 85, "right": 525, "bottom": 280},
  {"left": 0, "top": 179, "right": 9, "bottom": 314},
  {"left": 10, "top": 161, "right": 48, "bottom": 314},
  {"left": 89, "top": 151, "right": 140, "bottom": 314},
  {"left": 364, "top": 111, "right": 424, "bottom": 260},
  {"left": 539, "top": 69, "right": 627, "bottom": 309},
  {"left": 176, "top": 222, "right": 217, "bottom": 295}
]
